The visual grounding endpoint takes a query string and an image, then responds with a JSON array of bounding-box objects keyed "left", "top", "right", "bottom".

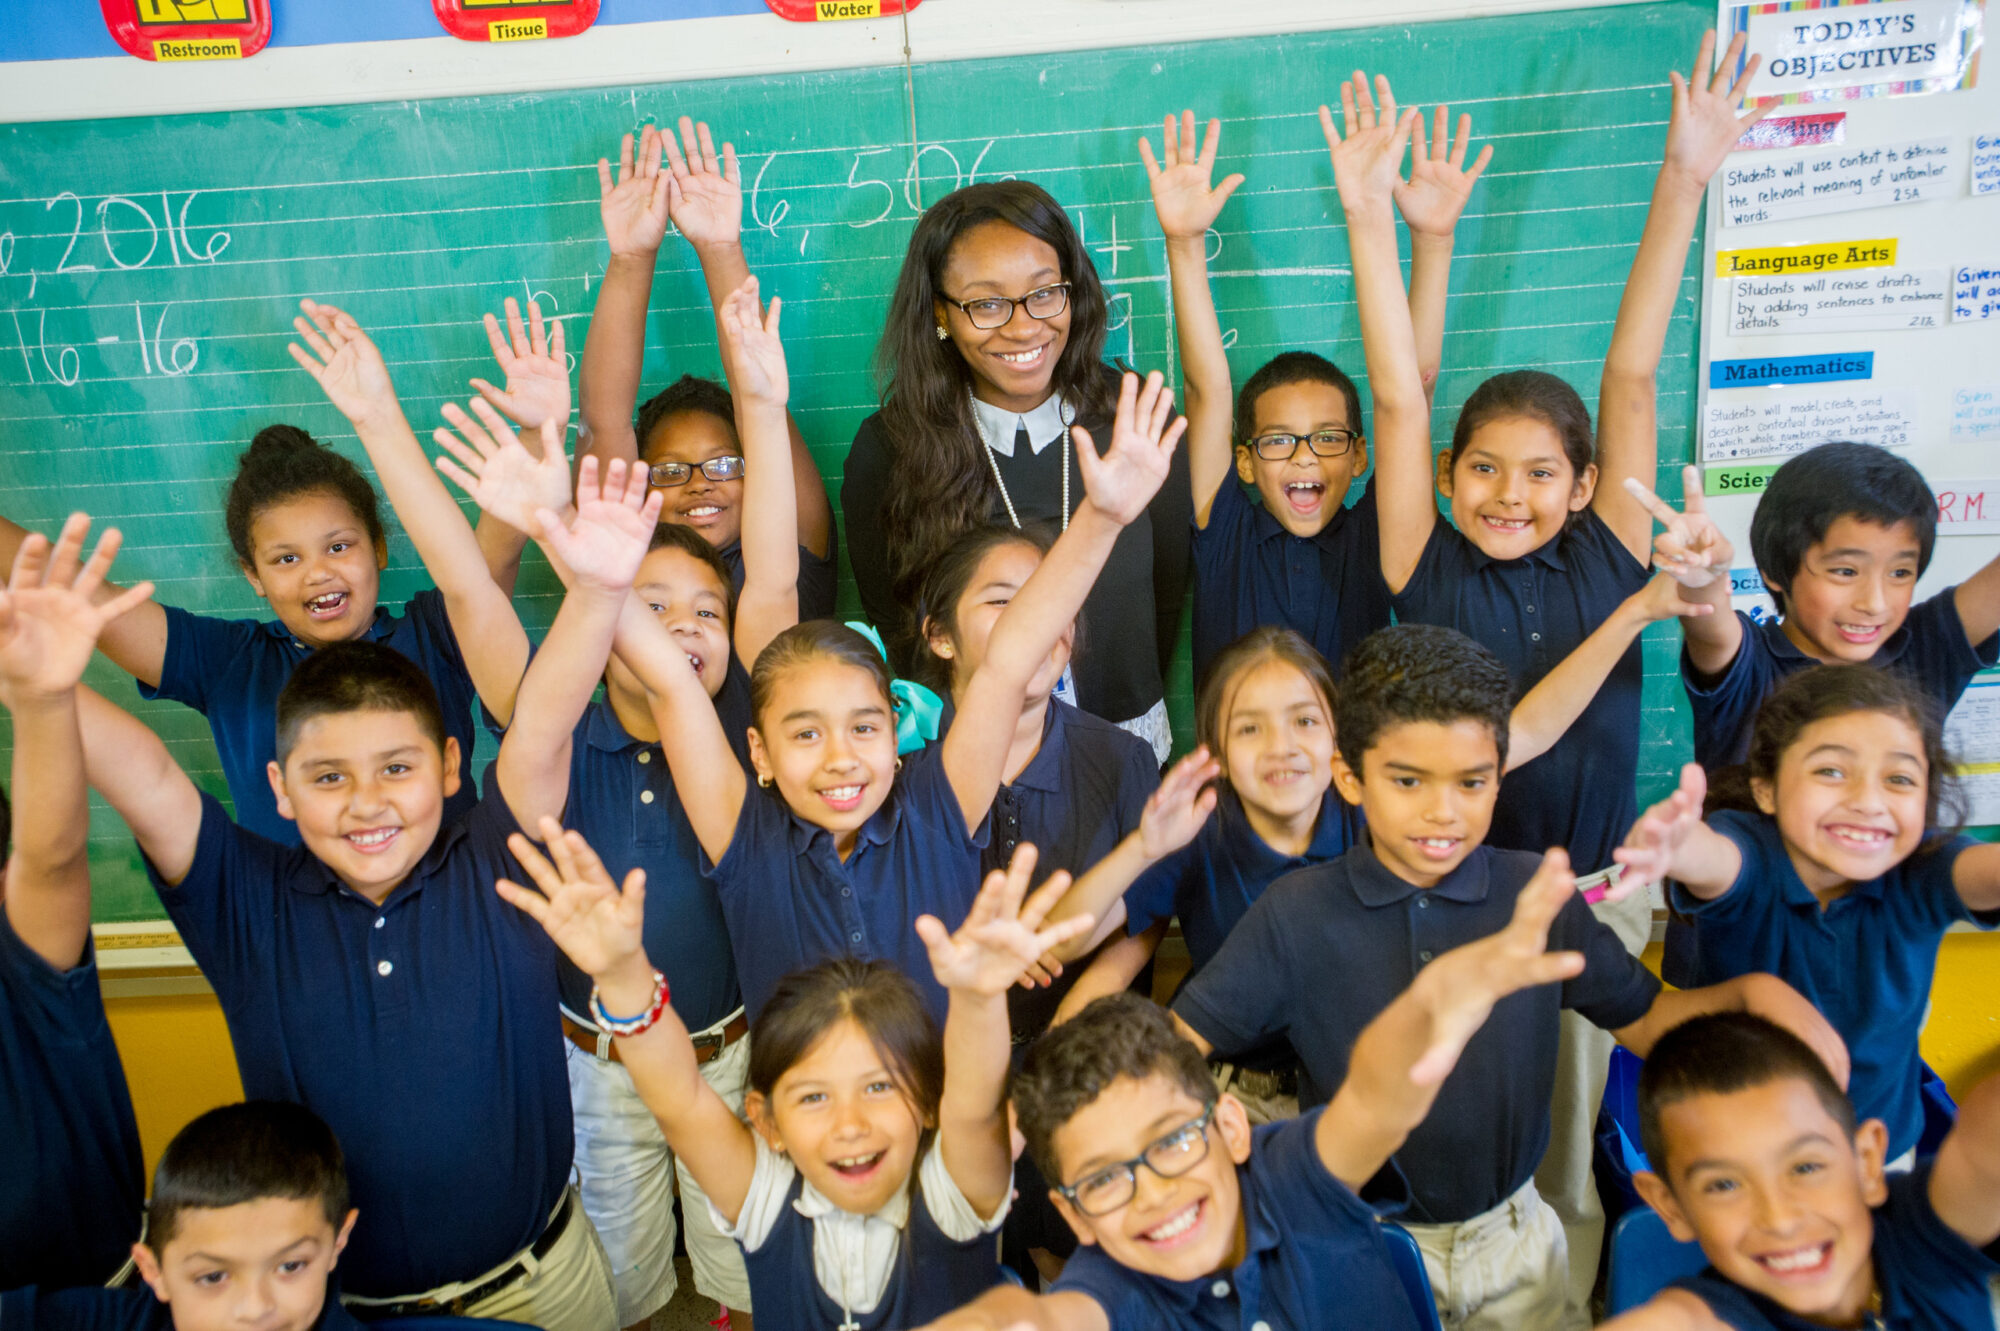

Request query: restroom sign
[{"left": 99, "top": 0, "right": 271, "bottom": 60}]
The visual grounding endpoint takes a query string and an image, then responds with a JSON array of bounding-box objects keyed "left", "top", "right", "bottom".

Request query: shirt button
[
  {"left": 373, "top": 916, "right": 386, "bottom": 929},
  {"left": 1526, "top": 604, "right": 1536, "bottom": 613},
  {"left": 637, "top": 751, "right": 651, "bottom": 765},
  {"left": 849, "top": 931, "right": 863, "bottom": 944},
  {"left": 1530, "top": 632, "right": 1542, "bottom": 642},
  {"left": 840, "top": 887, "right": 852, "bottom": 898},
  {"left": 1210, "top": 1281, "right": 1230, "bottom": 1299},
  {"left": 1417, "top": 897, "right": 1429, "bottom": 909},
  {"left": 1419, "top": 950, "right": 1434, "bottom": 963},
  {"left": 376, "top": 960, "right": 394, "bottom": 977},
  {"left": 640, "top": 790, "right": 655, "bottom": 804}
]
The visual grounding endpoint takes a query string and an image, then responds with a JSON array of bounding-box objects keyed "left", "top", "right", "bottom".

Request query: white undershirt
[
  {"left": 971, "top": 391, "right": 1068, "bottom": 457},
  {"left": 713, "top": 1137, "right": 1010, "bottom": 1317}
]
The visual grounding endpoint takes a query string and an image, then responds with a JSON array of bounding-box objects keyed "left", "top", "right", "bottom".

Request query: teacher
[{"left": 842, "top": 181, "right": 1192, "bottom": 762}]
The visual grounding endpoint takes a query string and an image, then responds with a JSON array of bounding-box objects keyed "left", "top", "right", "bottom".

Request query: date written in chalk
[{"left": 1731, "top": 267, "right": 1948, "bottom": 335}]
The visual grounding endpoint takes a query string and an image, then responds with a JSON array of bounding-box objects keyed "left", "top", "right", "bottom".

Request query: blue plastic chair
[
  {"left": 1605, "top": 1206, "right": 1709, "bottom": 1315},
  {"left": 1380, "top": 1222, "right": 1445, "bottom": 1331}
]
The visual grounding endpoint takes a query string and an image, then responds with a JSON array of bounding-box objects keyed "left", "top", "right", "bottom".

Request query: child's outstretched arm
[
  {"left": 1325, "top": 76, "right": 1432, "bottom": 594},
  {"left": 0, "top": 516, "right": 156, "bottom": 968},
  {"left": 714, "top": 277, "right": 799, "bottom": 666},
  {"left": 578, "top": 125, "right": 672, "bottom": 468},
  {"left": 1951, "top": 551, "right": 2000, "bottom": 649},
  {"left": 918, "top": 844, "right": 1097, "bottom": 1220},
  {"left": 1628, "top": 469, "right": 1743, "bottom": 676},
  {"left": 1944, "top": 842, "right": 2000, "bottom": 915},
  {"left": 1594, "top": 32, "right": 1769, "bottom": 562},
  {"left": 1318, "top": 848, "right": 1587, "bottom": 1190},
  {"left": 1928, "top": 1060, "right": 2000, "bottom": 1250},
  {"left": 0, "top": 513, "right": 168, "bottom": 689},
  {"left": 497, "top": 820, "right": 759, "bottom": 1224},
  {"left": 1610, "top": 762, "right": 1743, "bottom": 901},
  {"left": 1506, "top": 570, "right": 1713, "bottom": 770},
  {"left": 288, "top": 300, "right": 533, "bottom": 722},
  {"left": 1614, "top": 968, "right": 1849, "bottom": 1086},
  {"left": 493, "top": 458, "right": 661, "bottom": 832},
  {"left": 1049, "top": 924, "right": 1169, "bottom": 1027},
  {"left": 617, "top": 593, "right": 746, "bottom": 866},
  {"left": 465, "top": 298, "right": 574, "bottom": 593},
  {"left": 943, "top": 372, "right": 1187, "bottom": 834},
  {"left": 1141, "top": 110, "right": 1244, "bottom": 527},
  {"left": 1393, "top": 102, "right": 1492, "bottom": 397}
]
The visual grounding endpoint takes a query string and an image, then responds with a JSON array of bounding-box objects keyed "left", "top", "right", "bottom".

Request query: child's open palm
[
  {"left": 716, "top": 277, "right": 787, "bottom": 405},
  {"left": 1140, "top": 111, "right": 1244, "bottom": 241},
  {"left": 288, "top": 299, "right": 399, "bottom": 427},
  {"left": 434, "top": 398, "right": 574, "bottom": 535},
  {"left": 917, "top": 845, "right": 1097, "bottom": 997},
  {"left": 1320, "top": 73, "right": 1418, "bottom": 211},
  {"left": 1665, "top": 30, "right": 1771, "bottom": 189},
  {"left": 1626, "top": 469, "right": 1731, "bottom": 590},
  {"left": 1075, "top": 370, "right": 1186, "bottom": 526},
  {"left": 0, "top": 514, "right": 154, "bottom": 704},
  {"left": 1139, "top": 747, "right": 1223, "bottom": 860},
  {"left": 662, "top": 117, "right": 743, "bottom": 251},
  {"left": 539, "top": 456, "right": 661, "bottom": 594},
  {"left": 497, "top": 819, "right": 647, "bottom": 980},
  {"left": 1394, "top": 105, "right": 1493, "bottom": 239},
  {"left": 598, "top": 124, "right": 672, "bottom": 258},
  {"left": 471, "top": 298, "right": 571, "bottom": 432},
  {"left": 1612, "top": 762, "right": 1708, "bottom": 898}
]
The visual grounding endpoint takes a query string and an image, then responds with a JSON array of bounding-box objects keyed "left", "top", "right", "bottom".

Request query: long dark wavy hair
[{"left": 874, "top": 181, "right": 1115, "bottom": 607}]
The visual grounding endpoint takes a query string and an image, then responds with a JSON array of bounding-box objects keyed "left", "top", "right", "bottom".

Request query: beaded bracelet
[{"left": 589, "top": 970, "right": 671, "bottom": 1038}]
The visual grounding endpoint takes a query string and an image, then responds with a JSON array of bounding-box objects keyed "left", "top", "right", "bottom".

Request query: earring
[
  {"left": 935, "top": 325, "right": 950, "bottom": 341},
  {"left": 757, "top": 773, "right": 772, "bottom": 788},
  {"left": 895, "top": 757, "right": 904, "bottom": 772},
  {"left": 935, "top": 644, "right": 953, "bottom": 658}
]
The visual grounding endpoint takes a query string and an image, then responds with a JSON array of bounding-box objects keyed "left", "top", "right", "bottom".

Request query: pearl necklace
[{"left": 968, "top": 389, "right": 1074, "bottom": 533}]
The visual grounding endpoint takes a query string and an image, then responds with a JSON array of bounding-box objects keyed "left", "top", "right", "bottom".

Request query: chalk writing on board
[
  {"left": 1952, "top": 264, "right": 2000, "bottom": 322},
  {"left": 1951, "top": 387, "right": 2000, "bottom": 441},
  {"left": 1974, "top": 132, "right": 2000, "bottom": 195},
  {"left": 1729, "top": 267, "right": 1948, "bottom": 335},
  {"left": 1702, "top": 385, "right": 1916, "bottom": 461},
  {"left": 1720, "top": 137, "right": 1956, "bottom": 226}
]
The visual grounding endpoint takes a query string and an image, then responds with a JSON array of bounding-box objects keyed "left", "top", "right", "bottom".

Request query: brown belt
[{"left": 562, "top": 1011, "right": 747, "bottom": 1065}]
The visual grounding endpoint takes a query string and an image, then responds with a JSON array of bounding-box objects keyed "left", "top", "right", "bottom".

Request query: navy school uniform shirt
[
  {"left": 1667, "top": 1162, "right": 2000, "bottom": 1331},
  {"left": 0, "top": 1288, "right": 374, "bottom": 1331},
  {"left": 137, "top": 593, "right": 482, "bottom": 845},
  {"left": 1683, "top": 588, "right": 1999, "bottom": 771},
  {"left": 0, "top": 913, "right": 143, "bottom": 1291},
  {"left": 708, "top": 743, "right": 989, "bottom": 1026},
  {"left": 717, "top": 532, "right": 839, "bottom": 624},
  {"left": 144, "top": 791, "right": 570, "bottom": 1299},
  {"left": 1673, "top": 810, "right": 1997, "bottom": 1160},
  {"left": 1173, "top": 842, "right": 1662, "bottom": 1224},
  {"left": 1051, "top": 1107, "right": 1420, "bottom": 1331},
  {"left": 1191, "top": 475, "right": 1392, "bottom": 687},
  {"left": 1392, "top": 508, "right": 1651, "bottom": 875},
  {"left": 552, "top": 665, "right": 754, "bottom": 1031}
]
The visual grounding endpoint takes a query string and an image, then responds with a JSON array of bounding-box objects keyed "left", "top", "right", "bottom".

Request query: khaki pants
[
  {"left": 1403, "top": 1179, "right": 1571, "bottom": 1331},
  {"left": 1533, "top": 879, "right": 1651, "bottom": 1330},
  {"left": 1210, "top": 1062, "right": 1299, "bottom": 1128},
  {"left": 346, "top": 1187, "right": 618, "bottom": 1331}
]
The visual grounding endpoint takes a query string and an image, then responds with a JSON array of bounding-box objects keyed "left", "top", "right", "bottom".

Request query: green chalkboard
[{"left": 0, "top": 0, "right": 1708, "bottom": 922}]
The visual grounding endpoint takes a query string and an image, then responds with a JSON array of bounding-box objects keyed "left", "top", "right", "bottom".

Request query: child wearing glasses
[
  {"left": 577, "top": 118, "right": 838, "bottom": 619},
  {"left": 1145, "top": 107, "right": 1486, "bottom": 687}
]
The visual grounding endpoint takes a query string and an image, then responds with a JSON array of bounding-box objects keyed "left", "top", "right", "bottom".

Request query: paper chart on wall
[
  {"left": 1702, "top": 384, "right": 1917, "bottom": 460},
  {"left": 1947, "top": 675, "right": 2000, "bottom": 823},
  {"left": 1728, "top": 267, "right": 1949, "bottom": 334},
  {"left": 1720, "top": 136, "right": 1957, "bottom": 226}
]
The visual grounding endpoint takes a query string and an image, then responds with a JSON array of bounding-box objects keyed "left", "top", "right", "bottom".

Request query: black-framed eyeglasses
[
  {"left": 649, "top": 455, "right": 745, "bottom": 488},
  {"left": 1248, "top": 429, "right": 1361, "bottom": 461},
  {"left": 941, "top": 281, "right": 1072, "bottom": 331},
  {"left": 1054, "top": 1104, "right": 1215, "bottom": 1216}
]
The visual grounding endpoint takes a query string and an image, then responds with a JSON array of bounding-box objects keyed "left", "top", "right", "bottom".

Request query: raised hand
[
  {"left": 916, "top": 844, "right": 1097, "bottom": 997},
  {"left": 1139, "top": 746, "right": 1222, "bottom": 860},
  {"left": 1319, "top": 72, "right": 1419, "bottom": 211},
  {"left": 471, "top": 298, "right": 571, "bottom": 432},
  {"left": 1140, "top": 110, "right": 1244, "bottom": 241},
  {"left": 1664, "top": 30, "right": 1771, "bottom": 190},
  {"left": 1409, "top": 848, "right": 1587, "bottom": 1085},
  {"left": 1612, "top": 762, "right": 1708, "bottom": 897},
  {"left": 1625, "top": 468, "right": 1731, "bottom": 590},
  {"left": 288, "top": 299, "right": 401, "bottom": 428},
  {"left": 538, "top": 455, "right": 662, "bottom": 594},
  {"left": 598, "top": 124, "right": 672, "bottom": 258},
  {"left": 434, "top": 398, "right": 574, "bottom": 534},
  {"left": 0, "top": 514, "right": 154, "bottom": 704},
  {"left": 1395, "top": 103, "right": 1493, "bottom": 239},
  {"left": 662, "top": 116, "right": 743, "bottom": 252},
  {"left": 1074, "top": 370, "right": 1187, "bottom": 526},
  {"left": 1630, "top": 570, "right": 1718, "bottom": 625},
  {"left": 715, "top": 276, "right": 787, "bottom": 405},
  {"left": 496, "top": 818, "right": 647, "bottom": 980}
]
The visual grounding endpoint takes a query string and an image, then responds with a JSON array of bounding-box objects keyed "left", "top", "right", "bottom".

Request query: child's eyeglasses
[
  {"left": 1248, "top": 429, "right": 1361, "bottom": 460},
  {"left": 1055, "top": 1103, "right": 1215, "bottom": 1216},
  {"left": 650, "top": 456, "right": 746, "bottom": 488},
  {"left": 940, "top": 281, "right": 1072, "bottom": 331}
]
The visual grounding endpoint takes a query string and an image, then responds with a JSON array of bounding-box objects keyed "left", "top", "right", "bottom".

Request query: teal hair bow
[{"left": 846, "top": 621, "right": 943, "bottom": 755}]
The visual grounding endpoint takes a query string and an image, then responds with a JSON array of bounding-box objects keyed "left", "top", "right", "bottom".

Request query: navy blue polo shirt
[
  {"left": 137, "top": 593, "right": 483, "bottom": 845},
  {"left": 1683, "top": 588, "right": 1999, "bottom": 771},
  {"left": 0, "top": 914, "right": 143, "bottom": 1291},
  {"left": 1672, "top": 810, "right": 1996, "bottom": 1159},
  {"left": 556, "top": 669, "right": 753, "bottom": 1032},
  {"left": 0, "top": 1286, "right": 378, "bottom": 1331},
  {"left": 1174, "top": 842, "right": 1662, "bottom": 1223},
  {"left": 709, "top": 747, "right": 989, "bottom": 1026},
  {"left": 1392, "top": 510, "right": 1651, "bottom": 875},
  {"left": 718, "top": 535, "right": 840, "bottom": 624},
  {"left": 1191, "top": 476, "right": 1392, "bottom": 687},
  {"left": 1052, "top": 1107, "right": 1419, "bottom": 1331},
  {"left": 1668, "top": 1163, "right": 2000, "bottom": 1330},
  {"left": 146, "top": 791, "right": 571, "bottom": 1298}
]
